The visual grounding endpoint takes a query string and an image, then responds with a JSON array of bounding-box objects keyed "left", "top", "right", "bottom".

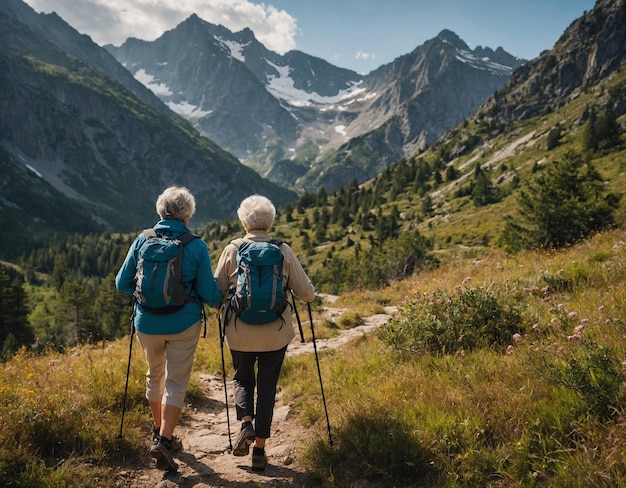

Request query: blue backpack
[
  {"left": 228, "top": 239, "right": 289, "bottom": 325},
  {"left": 134, "top": 229, "right": 199, "bottom": 314}
]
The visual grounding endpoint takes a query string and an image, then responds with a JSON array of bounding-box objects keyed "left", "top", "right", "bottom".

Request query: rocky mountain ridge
[
  {"left": 0, "top": 0, "right": 295, "bottom": 257},
  {"left": 432, "top": 0, "right": 625, "bottom": 162},
  {"left": 105, "top": 19, "right": 524, "bottom": 190}
]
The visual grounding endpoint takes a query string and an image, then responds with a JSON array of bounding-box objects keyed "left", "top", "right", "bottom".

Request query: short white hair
[
  {"left": 155, "top": 186, "right": 196, "bottom": 222},
  {"left": 237, "top": 195, "right": 276, "bottom": 231}
]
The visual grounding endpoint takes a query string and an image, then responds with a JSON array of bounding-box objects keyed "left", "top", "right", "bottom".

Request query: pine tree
[
  {"left": 500, "top": 152, "right": 619, "bottom": 251},
  {"left": 0, "top": 267, "right": 33, "bottom": 350}
]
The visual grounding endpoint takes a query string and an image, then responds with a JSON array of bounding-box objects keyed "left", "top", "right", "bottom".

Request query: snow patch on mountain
[
  {"left": 134, "top": 69, "right": 173, "bottom": 96},
  {"left": 264, "top": 60, "right": 363, "bottom": 106},
  {"left": 167, "top": 101, "right": 212, "bottom": 118},
  {"left": 218, "top": 37, "right": 248, "bottom": 63},
  {"left": 132, "top": 69, "right": 210, "bottom": 117},
  {"left": 25, "top": 164, "right": 42, "bottom": 178},
  {"left": 454, "top": 48, "right": 513, "bottom": 75}
]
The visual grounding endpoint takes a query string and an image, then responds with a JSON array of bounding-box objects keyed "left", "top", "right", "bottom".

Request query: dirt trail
[{"left": 114, "top": 300, "right": 397, "bottom": 487}]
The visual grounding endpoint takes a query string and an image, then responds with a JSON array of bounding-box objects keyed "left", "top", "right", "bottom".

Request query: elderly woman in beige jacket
[{"left": 214, "top": 194, "right": 315, "bottom": 472}]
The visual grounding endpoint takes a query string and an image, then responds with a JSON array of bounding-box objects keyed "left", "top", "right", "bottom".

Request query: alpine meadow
[{"left": 2, "top": 0, "right": 626, "bottom": 487}]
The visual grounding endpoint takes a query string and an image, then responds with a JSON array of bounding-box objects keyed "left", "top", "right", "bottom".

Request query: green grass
[{"left": 3, "top": 230, "right": 626, "bottom": 486}]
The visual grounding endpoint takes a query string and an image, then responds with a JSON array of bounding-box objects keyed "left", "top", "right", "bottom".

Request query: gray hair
[
  {"left": 155, "top": 186, "right": 196, "bottom": 222},
  {"left": 237, "top": 195, "right": 276, "bottom": 231}
]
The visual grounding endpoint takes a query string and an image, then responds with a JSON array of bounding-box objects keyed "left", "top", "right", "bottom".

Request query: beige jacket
[{"left": 214, "top": 231, "right": 315, "bottom": 352}]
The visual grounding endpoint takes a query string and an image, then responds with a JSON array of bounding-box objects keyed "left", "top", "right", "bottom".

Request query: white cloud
[
  {"left": 23, "top": 0, "right": 297, "bottom": 52},
  {"left": 356, "top": 50, "right": 376, "bottom": 61}
]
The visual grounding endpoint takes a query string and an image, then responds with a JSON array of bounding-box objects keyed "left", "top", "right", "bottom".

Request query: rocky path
[{"left": 114, "top": 300, "right": 396, "bottom": 488}]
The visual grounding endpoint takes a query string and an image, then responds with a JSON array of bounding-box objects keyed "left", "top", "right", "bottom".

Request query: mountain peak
[{"left": 435, "top": 29, "right": 467, "bottom": 49}]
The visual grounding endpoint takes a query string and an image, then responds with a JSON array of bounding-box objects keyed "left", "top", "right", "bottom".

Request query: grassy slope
[{"left": 4, "top": 228, "right": 626, "bottom": 486}]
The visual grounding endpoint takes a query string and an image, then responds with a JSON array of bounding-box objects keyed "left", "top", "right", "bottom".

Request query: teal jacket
[{"left": 115, "top": 220, "right": 222, "bottom": 334}]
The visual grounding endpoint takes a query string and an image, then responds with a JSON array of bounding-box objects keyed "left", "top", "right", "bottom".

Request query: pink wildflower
[
  {"left": 598, "top": 305, "right": 605, "bottom": 312},
  {"left": 568, "top": 311, "right": 578, "bottom": 318},
  {"left": 513, "top": 333, "right": 522, "bottom": 342}
]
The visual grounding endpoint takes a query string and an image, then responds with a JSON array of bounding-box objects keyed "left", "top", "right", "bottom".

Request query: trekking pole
[
  {"left": 290, "top": 289, "right": 305, "bottom": 343},
  {"left": 218, "top": 309, "right": 234, "bottom": 451},
  {"left": 307, "top": 302, "right": 333, "bottom": 447},
  {"left": 117, "top": 302, "right": 136, "bottom": 447}
]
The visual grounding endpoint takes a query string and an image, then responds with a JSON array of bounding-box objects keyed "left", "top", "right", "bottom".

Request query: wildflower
[
  {"left": 542, "top": 296, "right": 551, "bottom": 302},
  {"left": 580, "top": 318, "right": 589, "bottom": 324},
  {"left": 574, "top": 324, "right": 585, "bottom": 334},
  {"left": 507, "top": 345, "right": 514, "bottom": 355},
  {"left": 541, "top": 286, "right": 549, "bottom": 294},
  {"left": 513, "top": 333, "right": 522, "bottom": 342},
  {"left": 598, "top": 305, "right": 605, "bottom": 312},
  {"left": 462, "top": 276, "right": 472, "bottom": 284},
  {"left": 550, "top": 317, "right": 558, "bottom": 324},
  {"left": 557, "top": 303, "right": 564, "bottom": 311},
  {"left": 532, "top": 323, "right": 540, "bottom": 332},
  {"left": 568, "top": 311, "right": 578, "bottom": 318}
]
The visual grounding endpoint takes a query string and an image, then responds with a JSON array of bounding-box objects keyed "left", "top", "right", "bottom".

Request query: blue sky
[{"left": 24, "top": 0, "right": 596, "bottom": 74}]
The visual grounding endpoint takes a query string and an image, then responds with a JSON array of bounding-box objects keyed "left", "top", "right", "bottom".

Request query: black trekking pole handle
[
  {"left": 290, "top": 289, "right": 305, "bottom": 343},
  {"left": 307, "top": 301, "right": 333, "bottom": 447}
]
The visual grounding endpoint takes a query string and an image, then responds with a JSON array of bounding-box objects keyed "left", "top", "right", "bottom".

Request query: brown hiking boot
[
  {"left": 150, "top": 438, "right": 178, "bottom": 472},
  {"left": 152, "top": 425, "right": 183, "bottom": 451},
  {"left": 251, "top": 446, "right": 267, "bottom": 471},
  {"left": 232, "top": 421, "right": 256, "bottom": 456}
]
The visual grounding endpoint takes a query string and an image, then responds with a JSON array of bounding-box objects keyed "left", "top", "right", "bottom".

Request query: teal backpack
[
  {"left": 134, "top": 229, "right": 199, "bottom": 313},
  {"left": 228, "top": 239, "right": 289, "bottom": 325}
]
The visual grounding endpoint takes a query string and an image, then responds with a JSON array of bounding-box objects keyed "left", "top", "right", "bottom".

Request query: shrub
[
  {"left": 379, "top": 282, "right": 525, "bottom": 355},
  {"left": 537, "top": 340, "right": 623, "bottom": 419}
]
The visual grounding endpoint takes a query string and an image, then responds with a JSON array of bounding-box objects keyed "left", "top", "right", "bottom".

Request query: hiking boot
[
  {"left": 150, "top": 438, "right": 178, "bottom": 472},
  {"left": 232, "top": 421, "right": 256, "bottom": 456},
  {"left": 251, "top": 446, "right": 267, "bottom": 472},
  {"left": 152, "top": 426, "right": 183, "bottom": 451}
]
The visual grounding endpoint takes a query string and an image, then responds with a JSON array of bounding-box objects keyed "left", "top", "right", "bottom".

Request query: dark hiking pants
[{"left": 230, "top": 346, "right": 287, "bottom": 439}]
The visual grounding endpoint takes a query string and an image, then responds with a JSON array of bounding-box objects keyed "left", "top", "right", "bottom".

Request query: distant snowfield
[
  {"left": 129, "top": 33, "right": 372, "bottom": 120},
  {"left": 131, "top": 68, "right": 211, "bottom": 118},
  {"left": 264, "top": 60, "right": 363, "bottom": 107},
  {"left": 133, "top": 68, "right": 172, "bottom": 96}
]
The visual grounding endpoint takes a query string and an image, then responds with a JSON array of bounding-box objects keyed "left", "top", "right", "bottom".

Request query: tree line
[{"left": 1, "top": 99, "right": 622, "bottom": 356}]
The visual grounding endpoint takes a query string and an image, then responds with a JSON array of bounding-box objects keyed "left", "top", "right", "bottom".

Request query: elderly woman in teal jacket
[{"left": 116, "top": 186, "right": 222, "bottom": 472}]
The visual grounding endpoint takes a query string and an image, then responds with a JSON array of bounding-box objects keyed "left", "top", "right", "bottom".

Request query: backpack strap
[
  {"left": 176, "top": 232, "right": 200, "bottom": 304},
  {"left": 177, "top": 232, "right": 200, "bottom": 244},
  {"left": 269, "top": 238, "right": 283, "bottom": 247}
]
